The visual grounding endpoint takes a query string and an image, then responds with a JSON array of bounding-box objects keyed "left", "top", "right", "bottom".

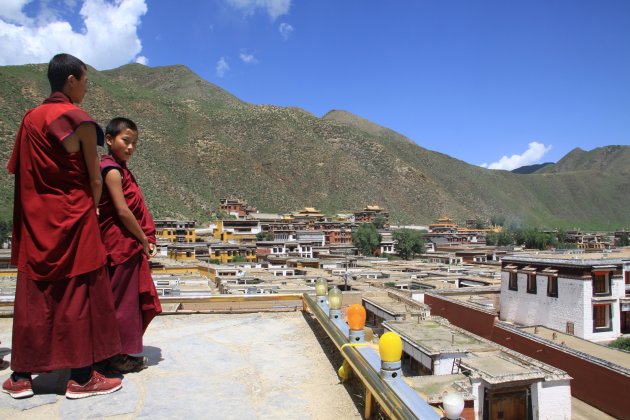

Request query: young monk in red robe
[
  {"left": 3, "top": 53, "right": 123, "bottom": 399},
  {"left": 98, "top": 117, "right": 162, "bottom": 373}
]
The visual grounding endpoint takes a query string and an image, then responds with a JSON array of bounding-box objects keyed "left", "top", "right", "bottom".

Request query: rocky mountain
[{"left": 0, "top": 63, "right": 628, "bottom": 229}]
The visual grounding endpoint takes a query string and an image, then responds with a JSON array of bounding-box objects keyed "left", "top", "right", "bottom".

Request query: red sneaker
[
  {"left": 2, "top": 376, "right": 34, "bottom": 399},
  {"left": 65, "top": 370, "right": 122, "bottom": 399}
]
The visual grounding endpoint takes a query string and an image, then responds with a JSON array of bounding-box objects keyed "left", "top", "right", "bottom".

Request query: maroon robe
[
  {"left": 7, "top": 92, "right": 121, "bottom": 372},
  {"left": 99, "top": 155, "right": 161, "bottom": 353}
]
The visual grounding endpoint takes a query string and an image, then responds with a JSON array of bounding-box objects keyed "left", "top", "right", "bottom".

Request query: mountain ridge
[{"left": 0, "top": 63, "right": 628, "bottom": 229}]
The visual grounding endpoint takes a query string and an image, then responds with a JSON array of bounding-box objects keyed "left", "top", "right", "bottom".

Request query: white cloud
[
  {"left": 216, "top": 56, "right": 230, "bottom": 77},
  {"left": 135, "top": 55, "right": 148, "bottom": 65},
  {"left": 480, "top": 141, "right": 552, "bottom": 170},
  {"left": 278, "top": 22, "right": 293, "bottom": 40},
  {"left": 0, "top": 0, "right": 148, "bottom": 70},
  {"left": 225, "top": 0, "right": 290, "bottom": 20},
  {"left": 239, "top": 52, "right": 257, "bottom": 64},
  {"left": 0, "top": 0, "right": 31, "bottom": 24}
]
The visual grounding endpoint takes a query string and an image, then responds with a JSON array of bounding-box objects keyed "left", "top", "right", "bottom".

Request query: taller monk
[{"left": 3, "top": 53, "right": 123, "bottom": 399}]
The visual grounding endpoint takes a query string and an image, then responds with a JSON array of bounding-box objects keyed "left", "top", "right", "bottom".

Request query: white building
[
  {"left": 500, "top": 252, "right": 630, "bottom": 342},
  {"left": 384, "top": 318, "right": 571, "bottom": 419}
]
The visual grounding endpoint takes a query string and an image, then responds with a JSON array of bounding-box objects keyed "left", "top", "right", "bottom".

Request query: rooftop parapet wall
[
  {"left": 492, "top": 322, "right": 630, "bottom": 420},
  {"left": 423, "top": 292, "right": 497, "bottom": 340}
]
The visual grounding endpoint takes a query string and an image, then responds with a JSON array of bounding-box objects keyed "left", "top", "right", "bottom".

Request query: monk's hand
[
  {"left": 149, "top": 243, "right": 157, "bottom": 258},
  {"left": 142, "top": 238, "right": 151, "bottom": 258}
]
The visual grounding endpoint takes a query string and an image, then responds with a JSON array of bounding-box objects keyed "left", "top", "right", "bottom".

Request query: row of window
[
  {"left": 507, "top": 272, "right": 612, "bottom": 297},
  {"left": 508, "top": 272, "right": 558, "bottom": 297}
]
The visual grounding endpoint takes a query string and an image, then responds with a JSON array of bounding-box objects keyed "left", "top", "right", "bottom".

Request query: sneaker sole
[
  {"left": 65, "top": 383, "right": 122, "bottom": 399},
  {"left": 2, "top": 388, "right": 34, "bottom": 399}
]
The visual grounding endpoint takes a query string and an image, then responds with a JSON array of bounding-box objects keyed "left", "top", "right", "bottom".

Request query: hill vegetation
[
  {"left": 511, "top": 163, "right": 553, "bottom": 174},
  {"left": 0, "top": 63, "right": 628, "bottom": 229}
]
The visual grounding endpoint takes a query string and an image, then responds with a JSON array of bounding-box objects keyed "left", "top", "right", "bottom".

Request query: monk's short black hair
[
  {"left": 106, "top": 117, "right": 138, "bottom": 138},
  {"left": 48, "top": 53, "right": 86, "bottom": 92}
]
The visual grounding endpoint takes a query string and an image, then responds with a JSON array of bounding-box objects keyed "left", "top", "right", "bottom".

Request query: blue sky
[{"left": 1, "top": 1, "right": 629, "bottom": 169}]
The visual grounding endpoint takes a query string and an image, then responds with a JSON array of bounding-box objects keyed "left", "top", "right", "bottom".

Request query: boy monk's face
[{"left": 107, "top": 128, "right": 138, "bottom": 162}]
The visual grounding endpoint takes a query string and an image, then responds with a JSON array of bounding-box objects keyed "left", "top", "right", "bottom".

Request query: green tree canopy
[
  {"left": 619, "top": 233, "right": 630, "bottom": 247},
  {"left": 372, "top": 215, "right": 386, "bottom": 229},
  {"left": 0, "top": 219, "right": 11, "bottom": 244},
  {"left": 512, "top": 227, "right": 557, "bottom": 250},
  {"left": 393, "top": 228, "right": 425, "bottom": 260},
  {"left": 486, "top": 230, "right": 513, "bottom": 246},
  {"left": 352, "top": 223, "right": 381, "bottom": 256},
  {"left": 256, "top": 231, "right": 275, "bottom": 241}
]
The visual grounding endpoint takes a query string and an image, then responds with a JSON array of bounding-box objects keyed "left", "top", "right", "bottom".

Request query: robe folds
[
  {"left": 7, "top": 92, "right": 121, "bottom": 372},
  {"left": 99, "top": 155, "right": 162, "bottom": 350},
  {"left": 7, "top": 92, "right": 106, "bottom": 281}
]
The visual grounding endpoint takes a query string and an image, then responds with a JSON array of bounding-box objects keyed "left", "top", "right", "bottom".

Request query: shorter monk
[{"left": 98, "top": 117, "right": 161, "bottom": 373}]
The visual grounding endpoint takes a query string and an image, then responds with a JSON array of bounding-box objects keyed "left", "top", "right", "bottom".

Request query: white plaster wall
[
  {"left": 470, "top": 379, "right": 483, "bottom": 420},
  {"left": 411, "top": 292, "right": 425, "bottom": 303},
  {"left": 500, "top": 273, "right": 586, "bottom": 336},
  {"left": 433, "top": 353, "right": 467, "bottom": 376},
  {"left": 532, "top": 380, "right": 571, "bottom": 420},
  {"left": 582, "top": 278, "right": 622, "bottom": 341}
]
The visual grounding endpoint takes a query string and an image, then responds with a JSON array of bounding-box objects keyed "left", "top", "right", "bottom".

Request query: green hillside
[{"left": 0, "top": 63, "right": 628, "bottom": 229}]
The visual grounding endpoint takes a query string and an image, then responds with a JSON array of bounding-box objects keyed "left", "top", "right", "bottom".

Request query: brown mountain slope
[
  {"left": 0, "top": 63, "right": 628, "bottom": 229},
  {"left": 535, "top": 146, "right": 630, "bottom": 175}
]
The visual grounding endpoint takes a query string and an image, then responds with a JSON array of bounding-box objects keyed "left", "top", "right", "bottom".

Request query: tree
[
  {"left": 513, "top": 227, "right": 557, "bottom": 250},
  {"left": 486, "top": 230, "right": 513, "bottom": 246},
  {"left": 619, "top": 233, "right": 630, "bottom": 247},
  {"left": 352, "top": 223, "right": 381, "bottom": 256},
  {"left": 210, "top": 210, "right": 236, "bottom": 221},
  {"left": 0, "top": 219, "right": 11, "bottom": 245},
  {"left": 372, "top": 215, "right": 386, "bottom": 229},
  {"left": 490, "top": 215, "right": 506, "bottom": 227},
  {"left": 256, "top": 231, "right": 275, "bottom": 241},
  {"left": 393, "top": 228, "right": 425, "bottom": 260}
]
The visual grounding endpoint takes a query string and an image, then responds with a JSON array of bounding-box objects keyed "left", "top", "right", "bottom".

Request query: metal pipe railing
[{"left": 303, "top": 293, "right": 435, "bottom": 420}]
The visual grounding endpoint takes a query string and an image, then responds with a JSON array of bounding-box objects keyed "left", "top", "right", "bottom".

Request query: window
[
  {"left": 566, "top": 322, "right": 574, "bottom": 335},
  {"left": 593, "top": 304, "right": 612, "bottom": 332},
  {"left": 526, "top": 274, "right": 537, "bottom": 294},
  {"left": 592, "top": 273, "right": 610, "bottom": 295},
  {"left": 547, "top": 276, "right": 558, "bottom": 297},
  {"left": 508, "top": 272, "right": 518, "bottom": 291}
]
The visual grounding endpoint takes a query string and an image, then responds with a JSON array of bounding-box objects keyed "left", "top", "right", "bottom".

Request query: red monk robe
[
  {"left": 98, "top": 154, "right": 161, "bottom": 355},
  {"left": 7, "top": 92, "right": 121, "bottom": 372}
]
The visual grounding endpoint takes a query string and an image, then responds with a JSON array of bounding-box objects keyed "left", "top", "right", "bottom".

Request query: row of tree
[
  {"left": 485, "top": 227, "right": 630, "bottom": 250},
  {"left": 352, "top": 223, "right": 425, "bottom": 260}
]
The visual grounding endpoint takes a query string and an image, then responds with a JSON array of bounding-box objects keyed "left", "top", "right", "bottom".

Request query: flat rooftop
[
  {"left": 503, "top": 249, "right": 630, "bottom": 265},
  {"left": 385, "top": 319, "right": 495, "bottom": 354},
  {"left": 520, "top": 325, "right": 630, "bottom": 371},
  {"left": 0, "top": 312, "right": 361, "bottom": 419},
  {"left": 460, "top": 351, "right": 548, "bottom": 384},
  {"left": 363, "top": 294, "right": 426, "bottom": 316}
]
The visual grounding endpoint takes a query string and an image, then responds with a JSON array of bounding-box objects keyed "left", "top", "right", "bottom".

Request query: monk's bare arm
[
  {"left": 75, "top": 123, "right": 102, "bottom": 206},
  {"left": 104, "top": 169, "right": 151, "bottom": 257}
]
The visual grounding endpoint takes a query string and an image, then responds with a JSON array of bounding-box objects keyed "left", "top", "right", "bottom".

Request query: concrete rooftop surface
[{"left": 0, "top": 312, "right": 362, "bottom": 419}]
